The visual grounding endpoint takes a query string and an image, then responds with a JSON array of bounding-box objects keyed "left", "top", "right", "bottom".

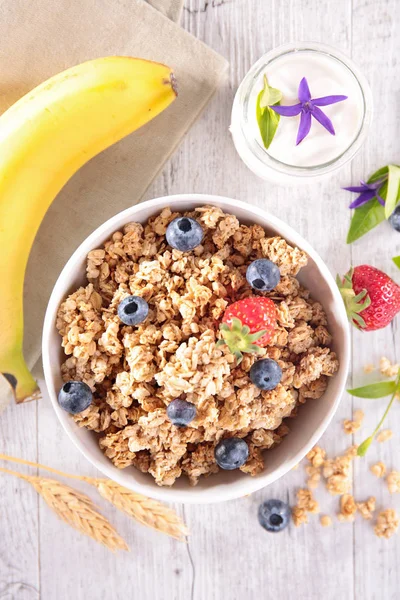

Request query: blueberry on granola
[
  {"left": 58, "top": 381, "right": 92, "bottom": 414},
  {"left": 250, "top": 358, "right": 282, "bottom": 390},
  {"left": 246, "top": 258, "right": 280, "bottom": 292},
  {"left": 214, "top": 437, "right": 249, "bottom": 470},
  {"left": 117, "top": 296, "right": 149, "bottom": 325},
  {"left": 258, "top": 499, "right": 290, "bottom": 533},
  {"left": 166, "top": 217, "right": 203, "bottom": 251},
  {"left": 389, "top": 205, "right": 400, "bottom": 232},
  {"left": 167, "top": 399, "right": 196, "bottom": 427}
]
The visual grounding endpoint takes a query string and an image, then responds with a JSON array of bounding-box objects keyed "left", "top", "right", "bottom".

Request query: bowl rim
[{"left": 42, "top": 193, "right": 350, "bottom": 504}]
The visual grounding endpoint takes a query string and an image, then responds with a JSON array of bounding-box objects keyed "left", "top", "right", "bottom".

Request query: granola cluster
[{"left": 56, "top": 206, "right": 338, "bottom": 486}]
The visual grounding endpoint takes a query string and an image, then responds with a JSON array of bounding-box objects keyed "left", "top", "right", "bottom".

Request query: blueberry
[
  {"left": 250, "top": 358, "right": 282, "bottom": 391},
  {"left": 167, "top": 399, "right": 197, "bottom": 426},
  {"left": 117, "top": 296, "right": 149, "bottom": 325},
  {"left": 389, "top": 205, "right": 400, "bottom": 232},
  {"left": 58, "top": 381, "right": 92, "bottom": 414},
  {"left": 246, "top": 258, "right": 280, "bottom": 292},
  {"left": 214, "top": 437, "right": 249, "bottom": 470},
  {"left": 258, "top": 499, "right": 290, "bottom": 533},
  {"left": 166, "top": 217, "right": 203, "bottom": 251}
]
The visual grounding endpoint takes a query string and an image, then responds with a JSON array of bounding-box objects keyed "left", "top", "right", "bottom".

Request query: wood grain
[{"left": 1, "top": 0, "right": 399, "bottom": 598}]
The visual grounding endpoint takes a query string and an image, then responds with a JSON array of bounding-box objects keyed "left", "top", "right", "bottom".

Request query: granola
[
  {"left": 387, "top": 470, "right": 400, "bottom": 494},
  {"left": 374, "top": 509, "right": 399, "bottom": 539},
  {"left": 376, "top": 429, "right": 393, "bottom": 443},
  {"left": 370, "top": 461, "right": 386, "bottom": 478},
  {"left": 56, "top": 206, "right": 338, "bottom": 486}
]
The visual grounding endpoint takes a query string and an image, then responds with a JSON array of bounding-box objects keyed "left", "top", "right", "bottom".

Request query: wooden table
[{"left": 1, "top": 1, "right": 399, "bottom": 598}]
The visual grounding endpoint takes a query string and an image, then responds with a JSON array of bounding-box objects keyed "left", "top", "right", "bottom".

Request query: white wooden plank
[
  {"left": 0, "top": 403, "right": 39, "bottom": 599},
  {"left": 156, "top": 1, "right": 356, "bottom": 599},
  {"left": 350, "top": 0, "right": 400, "bottom": 597}
]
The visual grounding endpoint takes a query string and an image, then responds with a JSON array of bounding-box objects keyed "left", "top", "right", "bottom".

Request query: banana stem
[{"left": 0, "top": 351, "right": 41, "bottom": 403}]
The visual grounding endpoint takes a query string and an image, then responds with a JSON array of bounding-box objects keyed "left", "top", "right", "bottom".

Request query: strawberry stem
[{"left": 218, "top": 317, "right": 266, "bottom": 364}]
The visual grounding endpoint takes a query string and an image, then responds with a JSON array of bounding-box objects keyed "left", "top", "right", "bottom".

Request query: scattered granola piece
[
  {"left": 292, "top": 506, "right": 308, "bottom": 526},
  {"left": 306, "top": 446, "right": 326, "bottom": 468},
  {"left": 296, "top": 488, "right": 320, "bottom": 513},
  {"left": 323, "top": 448, "right": 357, "bottom": 495},
  {"left": 363, "top": 363, "right": 375, "bottom": 374},
  {"left": 344, "top": 445, "right": 359, "bottom": 458},
  {"left": 338, "top": 494, "right": 357, "bottom": 522},
  {"left": 357, "top": 497, "right": 376, "bottom": 520},
  {"left": 370, "top": 461, "right": 386, "bottom": 478},
  {"left": 379, "top": 357, "right": 399, "bottom": 378},
  {"left": 387, "top": 470, "right": 400, "bottom": 494},
  {"left": 353, "top": 409, "right": 364, "bottom": 423},
  {"left": 374, "top": 509, "right": 399, "bottom": 539},
  {"left": 320, "top": 515, "right": 332, "bottom": 527},
  {"left": 343, "top": 418, "right": 361, "bottom": 435},
  {"left": 343, "top": 410, "right": 364, "bottom": 434},
  {"left": 306, "top": 465, "right": 321, "bottom": 489},
  {"left": 291, "top": 463, "right": 299, "bottom": 471},
  {"left": 377, "top": 429, "right": 393, "bottom": 443}
]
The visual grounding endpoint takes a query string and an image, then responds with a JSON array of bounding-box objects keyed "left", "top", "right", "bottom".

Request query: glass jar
[{"left": 230, "top": 42, "right": 373, "bottom": 184}]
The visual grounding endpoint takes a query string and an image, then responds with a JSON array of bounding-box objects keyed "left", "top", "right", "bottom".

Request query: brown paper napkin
[{"left": 0, "top": 0, "right": 228, "bottom": 408}]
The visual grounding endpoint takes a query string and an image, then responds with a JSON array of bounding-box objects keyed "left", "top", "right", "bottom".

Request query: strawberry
[
  {"left": 337, "top": 265, "right": 400, "bottom": 331},
  {"left": 217, "top": 297, "right": 277, "bottom": 362}
]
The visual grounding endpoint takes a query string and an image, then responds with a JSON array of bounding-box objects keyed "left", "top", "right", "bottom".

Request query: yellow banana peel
[{"left": 0, "top": 56, "right": 177, "bottom": 403}]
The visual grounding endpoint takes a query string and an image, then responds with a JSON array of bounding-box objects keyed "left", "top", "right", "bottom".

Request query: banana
[{"left": 0, "top": 56, "right": 177, "bottom": 403}]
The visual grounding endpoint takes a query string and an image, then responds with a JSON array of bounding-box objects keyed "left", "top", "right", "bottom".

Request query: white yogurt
[{"left": 248, "top": 51, "right": 365, "bottom": 168}]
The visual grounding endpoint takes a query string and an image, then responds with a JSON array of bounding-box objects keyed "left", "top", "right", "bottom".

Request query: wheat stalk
[
  {"left": 0, "top": 466, "right": 128, "bottom": 552},
  {"left": 88, "top": 478, "right": 188, "bottom": 541},
  {"left": 0, "top": 453, "right": 189, "bottom": 540}
]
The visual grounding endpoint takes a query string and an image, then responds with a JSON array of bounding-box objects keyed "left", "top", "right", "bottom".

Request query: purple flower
[
  {"left": 270, "top": 77, "right": 347, "bottom": 145},
  {"left": 343, "top": 177, "right": 388, "bottom": 209}
]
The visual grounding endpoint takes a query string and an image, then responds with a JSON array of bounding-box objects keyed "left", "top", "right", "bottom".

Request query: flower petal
[
  {"left": 270, "top": 103, "right": 302, "bottom": 117},
  {"left": 298, "top": 77, "right": 311, "bottom": 103},
  {"left": 343, "top": 185, "right": 369, "bottom": 193},
  {"left": 296, "top": 110, "right": 312, "bottom": 145},
  {"left": 349, "top": 190, "right": 376, "bottom": 209},
  {"left": 311, "top": 105, "right": 335, "bottom": 135},
  {"left": 376, "top": 193, "right": 386, "bottom": 206},
  {"left": 312, "top": 95, "right": 348, "bottom": 106}
]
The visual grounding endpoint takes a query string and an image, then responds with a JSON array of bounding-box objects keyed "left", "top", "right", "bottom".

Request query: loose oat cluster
[{"left": 56, "top": 206, "right": 339, "bottom": 486}]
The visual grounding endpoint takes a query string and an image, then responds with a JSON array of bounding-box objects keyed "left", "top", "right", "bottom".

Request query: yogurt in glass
[{"left": 231, "top": 43, "right": 373, "bottom": 183}]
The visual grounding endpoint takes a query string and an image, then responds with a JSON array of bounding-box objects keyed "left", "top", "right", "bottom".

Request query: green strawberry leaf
[
  {"left": 348, "top": 381, "right": 397, "bottom": 399},
  {"left": 256, "top": 91, "right": 280, "bottom": 150},
  {"left": 347, "top": 197, "right": 386, "bottom": 244},
  {"left": 393, "top": 256, "right": 400, "bottom": 269},
  {"left": 385, "top": 164, "right": 400, "bottom": 219},
  {"left": 259, "top": 74, "right": 282, "bottom": 108}
]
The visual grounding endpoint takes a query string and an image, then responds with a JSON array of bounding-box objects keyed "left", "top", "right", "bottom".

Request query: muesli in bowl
[{"left": 55, "top": 204, "right": 339, "bottom": 487}]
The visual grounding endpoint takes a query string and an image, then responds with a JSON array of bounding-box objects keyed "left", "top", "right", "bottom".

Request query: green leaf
[
  {"left": 348, "top": 381, "right": 397, "bottom": 398},
  {"left": 259, "top": 74, "right": 282, "bottom": 108},
  {"left": 357, "top": 369, "right": 400, "bottom": 457},
  {"left": 367, "top": 166, "right": 388, "bottom": 183},
  {"left": 347, "top": 198, "right": 386, "bottom": 244},
  {"left": 256, "top": 91, "right": 280, "bottom": 150},
  {"left": 357, "top": 436, "right": 374, "bottom": 457},
  {"left": 385, "top": 164, "right": 400, "bottom": 218},
  {"left": 393, "top": 256, "right": 400, "bottom": 269}
]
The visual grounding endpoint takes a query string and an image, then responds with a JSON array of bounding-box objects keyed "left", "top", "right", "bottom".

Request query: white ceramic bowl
[{"left": 43, "top": 194, "right": 350, "bottom": 504}]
